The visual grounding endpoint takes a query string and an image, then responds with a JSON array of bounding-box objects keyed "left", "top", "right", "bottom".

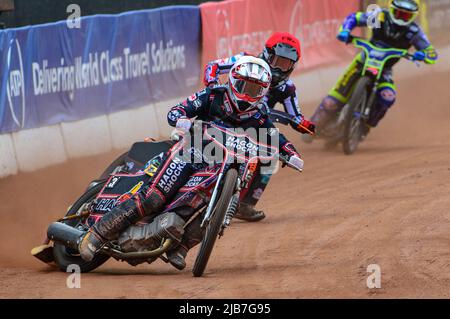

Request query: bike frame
[
  {"left": 348, "top": 37, "right": 413, "bottom": 121},
  {"left": 198, "top": 122, "right": 280, "bottom": 227}
]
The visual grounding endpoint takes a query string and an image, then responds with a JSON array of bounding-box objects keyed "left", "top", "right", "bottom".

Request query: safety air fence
[{"left": 1, "top": 0, "right": 450, "bottom": 177}]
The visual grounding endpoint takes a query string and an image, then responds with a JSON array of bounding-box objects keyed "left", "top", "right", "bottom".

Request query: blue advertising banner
[{"left": 0, "top": 6, "right": 201, "bottom": 133}]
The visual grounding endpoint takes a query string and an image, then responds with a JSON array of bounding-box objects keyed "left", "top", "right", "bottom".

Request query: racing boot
[
  {"left": 166, "top": 244, "right": 188, "bottom": 270},
  {"left": 79, "top": 191, "right": 164, "bottom": 261},
  {"left": 78, "top": 201, "right": 142, "bottom": 261},
  {"left": 78, "top": 230, "right": 106, "bottom": 262},
  {"left": 234, "top": 202, "right": 266, "bottom": 222},
  {"left": 166, "top": 215, "right": 204, "bottom": 270}
]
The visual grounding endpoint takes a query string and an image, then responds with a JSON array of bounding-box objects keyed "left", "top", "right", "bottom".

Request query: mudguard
[{"left": 126, "top": 140, "right": 174, "bottom": 168}]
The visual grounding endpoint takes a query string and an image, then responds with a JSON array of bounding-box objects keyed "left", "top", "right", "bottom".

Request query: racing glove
[
  {"left": 292, "top": 116, "right": 316, "bottom": 135},
  {"left": 175, "top": 117, "right": 192, "bottom": 132},
  {"left": 412, "top": 51, "right": 426, "bottom": 61},
  {"left": 171, "top": 117, "right": 191, "bottom": 141},
  {"left": 206, "top": 80, "right": 219, "bottom": 88},
  {"left": 337, "top": 30, "right": 351, "bottom": 43}
]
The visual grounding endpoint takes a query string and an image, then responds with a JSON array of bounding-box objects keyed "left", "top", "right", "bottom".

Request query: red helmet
[{"left": 263, "top": 32, "right": 301, "bottom": 84}]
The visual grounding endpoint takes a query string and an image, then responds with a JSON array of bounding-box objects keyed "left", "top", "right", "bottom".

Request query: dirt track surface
[{"left": 1, "top": 71, "right": 450, "bottom": 298}]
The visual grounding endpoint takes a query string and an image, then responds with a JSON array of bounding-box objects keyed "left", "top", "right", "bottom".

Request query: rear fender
[{"left": 126, "top": 140, "right": 174, "bottom": 168}]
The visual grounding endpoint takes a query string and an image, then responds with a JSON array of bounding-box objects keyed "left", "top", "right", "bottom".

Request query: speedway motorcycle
[
  {"left": 32, "top": 117, "right": 303, "bottom": 277},
  {"left": 316, "top": 36, "right": 420, "bottom": 155}
]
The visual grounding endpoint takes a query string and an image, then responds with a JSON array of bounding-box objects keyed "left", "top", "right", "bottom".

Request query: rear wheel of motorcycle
[
  {"left": 53, "top": 182, "right": 110, "bottom": 273},
  {"left": 192, "top": 168, "right": 238, "bottom": 277},
  {"left": 342, "top": 76, "right": 371, "bottom": 155}
]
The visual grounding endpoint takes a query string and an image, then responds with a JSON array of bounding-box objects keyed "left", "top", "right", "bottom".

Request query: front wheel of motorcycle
[
  {"left": 342, "top": 76, "right": 371, "bottom": 155},
  {"left": 53, "top": 182, "right": 110, "bottom": 273},
  {"left": 192, "top": 168, "right": 238, "bottom": 277}
]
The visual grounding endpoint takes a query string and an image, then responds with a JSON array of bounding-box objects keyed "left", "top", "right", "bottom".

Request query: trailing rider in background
[
  {"left": 306, "top": 0, "right": 437, "bottom": 143},
  {"left": 204, "top": 32, "right": 315, "bottom": 222}
]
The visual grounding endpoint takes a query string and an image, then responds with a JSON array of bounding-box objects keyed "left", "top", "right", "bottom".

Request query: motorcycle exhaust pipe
[{"left": 47, "top": 222, "right": 84, "bottom": 251}]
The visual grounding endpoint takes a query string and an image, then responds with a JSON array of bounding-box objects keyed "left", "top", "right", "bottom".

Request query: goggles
[
  {"left": 269, "top": 55, "right": 295, "bottom": 72},
  {"left": 391, "top": 7, "right": 417, "bottom": 24},
  {"left": 233, "top": 79, "right": 266, "bottom": 100}
]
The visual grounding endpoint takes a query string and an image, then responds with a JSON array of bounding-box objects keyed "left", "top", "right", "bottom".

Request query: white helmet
[{"left": 228, "top": 56, "right": 272, "bottom": 113}]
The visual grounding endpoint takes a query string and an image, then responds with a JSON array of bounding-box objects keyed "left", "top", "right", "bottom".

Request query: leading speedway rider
[
  {"left": 204, "top": 32, "right": 315, "bottom": 222},
  {"left": 79, "top": 56, "right": 305, "bottom": 270},
  {"left": 307, "top": 0, "right": 438, "bottom": 141}
]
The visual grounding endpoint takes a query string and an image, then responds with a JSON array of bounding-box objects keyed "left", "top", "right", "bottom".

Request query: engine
[{"left": 118, "top": 212, "right": 185, "bottom": 253}]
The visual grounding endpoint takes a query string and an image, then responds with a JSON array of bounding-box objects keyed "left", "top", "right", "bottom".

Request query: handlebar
[
  {"left": 170, "top": 120, "right": 302, "bottom": 171},
  {"left": 269, "top": 110, "right": 315, "bottom": 136},
  {"left": 347, "top": 35, "right": 420, "bottom": 65}
]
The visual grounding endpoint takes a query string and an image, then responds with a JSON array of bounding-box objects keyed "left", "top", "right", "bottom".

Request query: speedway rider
[
  {"left": 204, "top": 32, "right": 315, "bottom": 222},
  {"left": 79, "top": 56, "right": 305, "bottom": 270},
  {"left": 307, "top": 0, "right": 437, "bottom": 141}
]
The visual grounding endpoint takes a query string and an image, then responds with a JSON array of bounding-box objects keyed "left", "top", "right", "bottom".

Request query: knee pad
[
  {"left": 377, "top": 86, "right": 396, "bottom": 109},
  {"left": 368, "top": 87, "right": 396, "bottom": 127}
]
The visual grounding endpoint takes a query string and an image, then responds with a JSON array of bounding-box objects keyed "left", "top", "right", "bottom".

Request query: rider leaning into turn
[
  {"left": 78, "top": 56, "right": 305, "bottom": 270},
  {"left": 204, "top": 32, "right": 315, "bottom": 222},
  {"left": 309, "top": 0, "right": 437, "bottom": 139}
]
